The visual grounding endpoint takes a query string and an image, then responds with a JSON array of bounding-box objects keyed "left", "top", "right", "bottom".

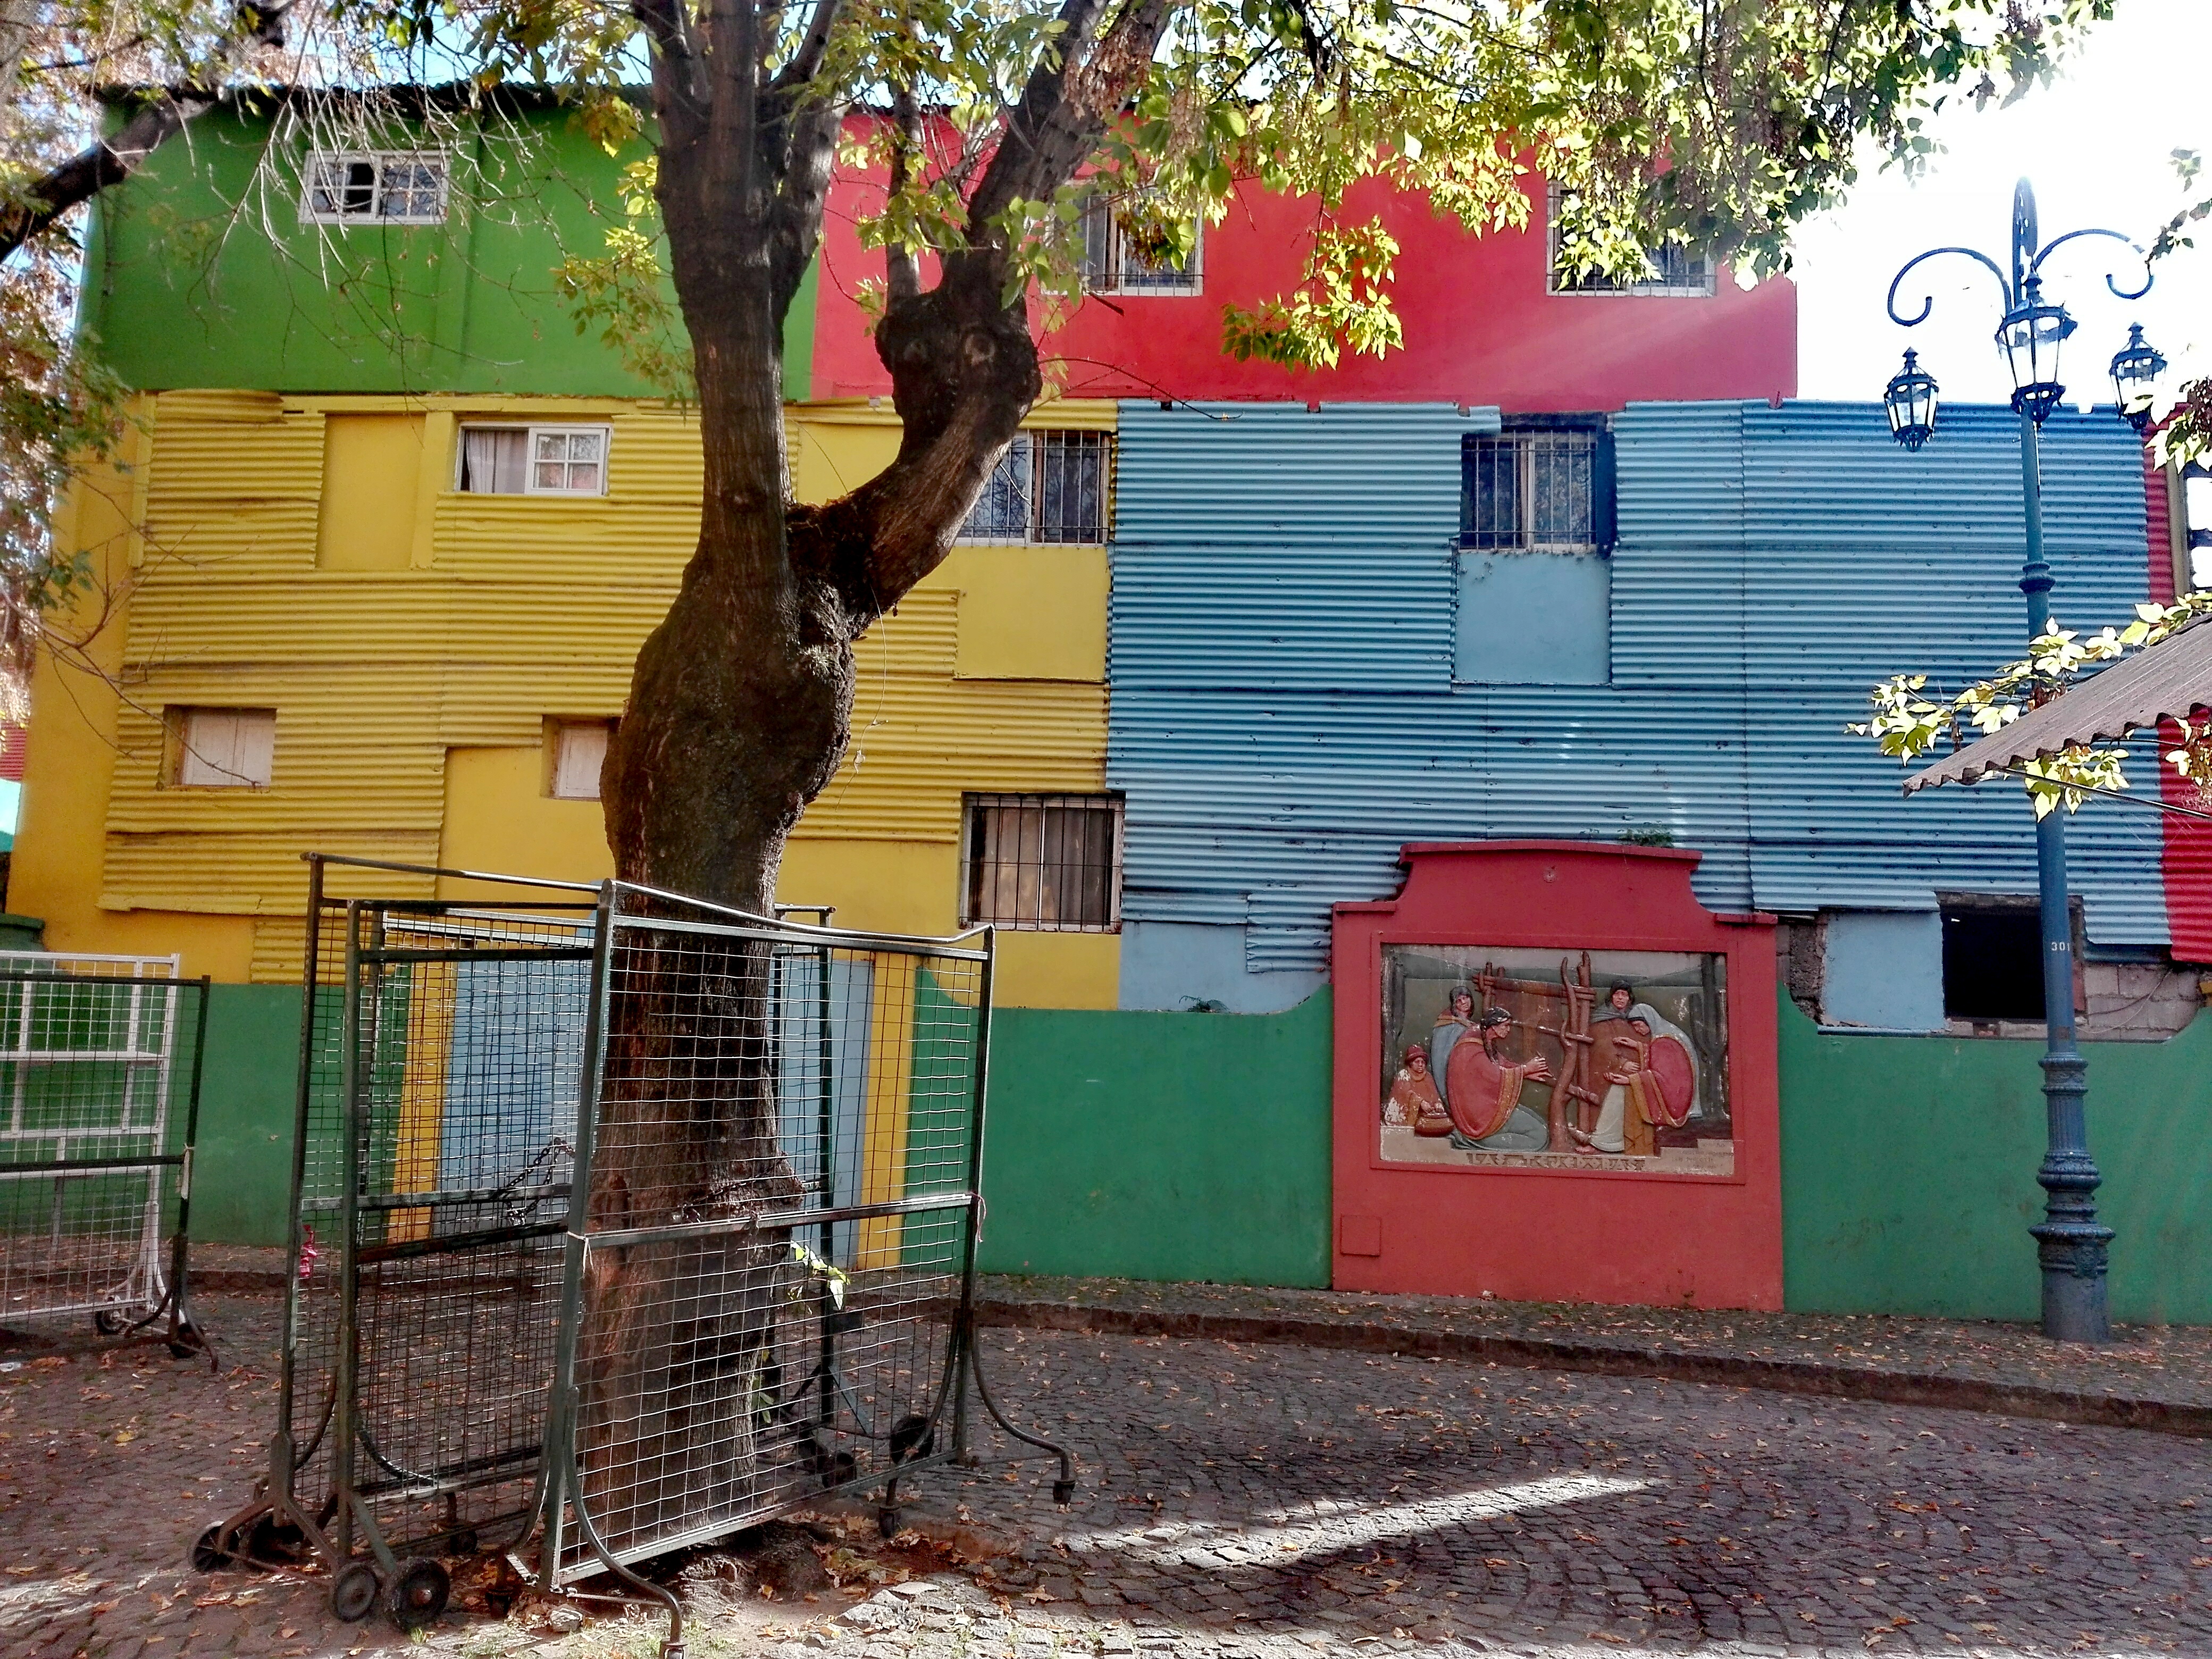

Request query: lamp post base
[
  {"left": 2031, "top": 1045, "right": 2113, "bottom": 1344},
  {"left": 2026, "top": 1256, "right": 2114, "bottom": 1353}
]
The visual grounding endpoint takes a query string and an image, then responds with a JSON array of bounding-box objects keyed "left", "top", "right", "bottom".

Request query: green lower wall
[
  {"left": 174, "top": 981, "right": 2209, "bottom": 1322},
  {"left": 1777, "top": 993, "right": 2212, "bottom": 1325},
  {"left": 974, "top": 992, "right": 1335, "bottom": 1288},
  {"left": 186, "top": 986, "right": 300, "bottom": 1248}
]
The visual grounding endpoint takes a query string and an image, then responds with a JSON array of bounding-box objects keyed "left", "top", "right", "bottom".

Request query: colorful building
[{"left": 20, "top": 95, "right": 2211, "bottom": 1320}]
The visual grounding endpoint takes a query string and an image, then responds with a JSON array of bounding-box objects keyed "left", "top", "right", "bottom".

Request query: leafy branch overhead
[
  {"left": 534, "top": 0, "right": 2119, "bottom": 382},
  {"left": 1851, "top": 594, "right": 2212, "bottom": 819}
]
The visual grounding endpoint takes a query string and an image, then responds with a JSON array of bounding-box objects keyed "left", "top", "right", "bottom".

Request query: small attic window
[{"left": 301, "top": 152, "right": 447, "bottom": 224}]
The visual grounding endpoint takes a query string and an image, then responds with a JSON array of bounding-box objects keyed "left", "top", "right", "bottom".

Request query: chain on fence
[
  {"left": 201, "top": 857, "right": 1069, "bottom": 1648},
  {"left": 0, "top": 952, "right": 211, "bottom": 1359}
]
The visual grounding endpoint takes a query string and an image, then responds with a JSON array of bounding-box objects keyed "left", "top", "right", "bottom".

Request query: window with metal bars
[
  {"left": 1460, "top": 421, "right": 1615, "bottom": 552},
  {"left": 1546, "top": 185, "right": 1712, "bottom": 297},
  {"left": 960, "top": 431, "right": 1113, "bottom": 543},
  {"left": 961, "top": 794, "right": 1123, "bottom": 932},
  {"left": 1078, "top": 192, "right": 1202, "bottom": 295}
]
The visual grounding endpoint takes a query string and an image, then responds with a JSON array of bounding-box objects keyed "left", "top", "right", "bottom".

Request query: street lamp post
[{"left": 1881, "top": 178, "right": 2163, "bottom": 1345}]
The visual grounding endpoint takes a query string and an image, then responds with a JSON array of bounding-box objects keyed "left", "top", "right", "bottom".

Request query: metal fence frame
[
  {"left": 0, "top": 954, "right": 212, "bottom": 1359},
  {"left": 199, "top": 856, "right": 1069, "bottom": 1648}
]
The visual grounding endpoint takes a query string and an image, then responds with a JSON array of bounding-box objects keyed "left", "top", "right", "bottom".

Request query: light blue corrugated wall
[{"left": 1108, "top": 398, "right": 2164, "bottom": 974}]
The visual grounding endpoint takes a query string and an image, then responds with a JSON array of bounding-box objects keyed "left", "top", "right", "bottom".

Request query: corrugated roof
[{"left": 1904, "top": 619, "right": 2212, "bottom": 793}]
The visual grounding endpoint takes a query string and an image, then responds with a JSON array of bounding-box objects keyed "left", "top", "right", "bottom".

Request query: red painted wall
[
  {"left": 2147, "top": 455, "right": 2212, "bottom": 962},
  {"left": 1329, "top": 842, "right": 1784, "bottom": 1310},
  {"left": 811, "top": 132, "right": 1797, "bottom": 409}
]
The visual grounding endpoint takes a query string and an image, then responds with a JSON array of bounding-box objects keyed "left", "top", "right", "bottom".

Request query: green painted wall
[
  {"left": 171, "top": 980, "right": 2211, "bottom": 1325},
  {"left": 1777, "top": 993, "right": 2212, "bottom": 1325},
  {"left": 974, "top": 992, "right": 1336, "bottom": 1288},
  {"left": 184, "top": 985, "right": 299, "bottom": 1247},
  {"left": 82, "top": 104, "right": 816, "bottom": 398}
]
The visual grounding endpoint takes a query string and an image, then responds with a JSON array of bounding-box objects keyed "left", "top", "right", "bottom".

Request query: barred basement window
[
  {"left": 1461, "top": 421, "right": 1615, "bottom": 552},
  {"left": 1078, "top": 192, "right": 1202, "bottom": 296},
  {"left": 301, "top": 151, "right": 448, "bottom": 224},
  {"left": 962, "top": 793, "right": 1123, "bottom": 932},
  {"left": 961, "top": 431, "right": 1112, "bottom": 543},
  {"left": 458, "top": 425, "right": 609, "bottom": 497},
  {"left": 1546, "top": 184, "right": 1712, "bottom": 297}
]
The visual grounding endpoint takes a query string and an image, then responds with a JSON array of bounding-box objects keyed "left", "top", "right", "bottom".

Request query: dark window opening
[
  {"left": 341, "top": 160, "right": 375, "bottom": 215},
  {"left": 1941, "top": 904, "right": 2046, "bottom": 1021}
]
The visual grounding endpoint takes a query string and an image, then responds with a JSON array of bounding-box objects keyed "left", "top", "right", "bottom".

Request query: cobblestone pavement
[{"left": 6, "top": 1294, "right": 2212, "bottom": 1659}]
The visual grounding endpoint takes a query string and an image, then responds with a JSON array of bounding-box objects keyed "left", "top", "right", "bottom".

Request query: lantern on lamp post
[
  {"left": 2110, "top": 324, "right": 2168, "bottom": 434},
  {"left": 1883, "top": 349, "right": 1939, "bottom": 450}
]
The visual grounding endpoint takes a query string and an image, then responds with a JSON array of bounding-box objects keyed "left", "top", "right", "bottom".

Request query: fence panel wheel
[
  {"left": 330, "top": 1562, "right": 381, "bottom": 1622},
  {"left": 388, "top": 1559, "right": 450, "bottom": 1629},
  {"left": 189, "top": 1526, "right": 227, "bottom": 1573}
]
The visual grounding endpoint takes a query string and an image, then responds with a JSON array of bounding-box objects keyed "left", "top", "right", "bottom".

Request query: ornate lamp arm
[
  {"left": 2028, "top": 228, "right": 2153, "bottom": 301},
  {"left": 1886, "top": 246, "right": 2012, "bottom": 328}
]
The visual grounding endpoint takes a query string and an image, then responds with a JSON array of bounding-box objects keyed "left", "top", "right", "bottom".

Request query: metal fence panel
[
  {"left": 211, "top": 857, "right": 1067, "bottom": 1646},
  {"left": 0, "top": 956, "right": 208, "bottom": 1348}
]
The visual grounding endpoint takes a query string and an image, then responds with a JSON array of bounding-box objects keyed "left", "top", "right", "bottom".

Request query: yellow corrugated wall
[{"left": 24, "top": 391, "right": 1117, "bottom": 1003}]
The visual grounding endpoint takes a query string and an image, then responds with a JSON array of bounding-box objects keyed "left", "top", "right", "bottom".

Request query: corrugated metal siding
[
  {"left": 95, "top": 393, "right": 1109, "bottom": 980},
  {"left": 1113, "top": 402, "right": 1494, "bottom": 546},
  {"left": 1110, "top": 546, "right": 1455, "bottom": 690},
  {"left": 1110, "top": 399, "right": 2167, "bottom": 972}
]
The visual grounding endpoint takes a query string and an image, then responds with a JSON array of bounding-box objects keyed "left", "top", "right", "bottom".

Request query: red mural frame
[{"left": 1330, "top": 841, "right": 1782, "bottom": 1310}]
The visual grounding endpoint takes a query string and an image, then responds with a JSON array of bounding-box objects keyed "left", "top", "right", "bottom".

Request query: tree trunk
[{"left": 576, "top": 0, "right": 1171, "bottom": 1540}]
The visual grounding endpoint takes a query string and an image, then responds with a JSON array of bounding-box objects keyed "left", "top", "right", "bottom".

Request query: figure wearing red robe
[{"left": 1444, "top": 1009, "right": 1553, "bottom": 1142}]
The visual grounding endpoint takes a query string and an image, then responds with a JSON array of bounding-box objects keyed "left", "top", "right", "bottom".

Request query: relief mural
[{"left": 1379, "top": 946, "right": 1732, "bottom": 1175}]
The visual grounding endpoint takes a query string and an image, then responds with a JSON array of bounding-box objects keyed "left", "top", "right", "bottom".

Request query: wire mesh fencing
[
  {"left": 204, "top": 856, "right": 1068, "bottom": 1648},
  {"left": 0, "top": 953, "right": 211, "bottom": 1356}
]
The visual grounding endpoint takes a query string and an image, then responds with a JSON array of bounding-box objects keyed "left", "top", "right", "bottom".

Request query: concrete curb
[{"left": 973, "top": 1297, "right": 2212, "bottom": 1441}]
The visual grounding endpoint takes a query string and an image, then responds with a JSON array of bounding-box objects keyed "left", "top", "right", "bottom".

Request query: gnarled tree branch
[{"left": 0, "top": 1, "right": 290, "bottom": 265}]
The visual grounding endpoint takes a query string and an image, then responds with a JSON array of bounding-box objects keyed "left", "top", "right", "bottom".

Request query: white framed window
[
  {"left": 458, "top": 425, "right": 610, "bottom": 497},
  {"left": 549, "top": 720, "right": 613, "bottom": 800},
  {"left": 301, "top": 151, "right": 448, "bottom": 225},
  {"left": 2182, "top": 460, "right": 2211, "bottom": 591},
  {"left": 961, "top": 430, "right": 1112, "bottom": 544},
  {"left": 961, "top": 793, "right": 1123, "bottom": 932},
  {"left": 1546, "top": 185, "right": 1713, "bottom": 297},
  {"left": 1079, "top": 192, "right": 1202, "bottom": 296},
  {"left": 172, "top": 707, "right": 275, "bottom": 789}
]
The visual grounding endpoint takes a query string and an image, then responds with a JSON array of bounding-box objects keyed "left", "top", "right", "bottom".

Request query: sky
[{"left": 1794, "top": 0, "right": 2212, "bottom": 412}]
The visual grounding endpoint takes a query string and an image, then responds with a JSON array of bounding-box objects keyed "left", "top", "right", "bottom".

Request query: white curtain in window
[{"left": 460, "top": 428, "right": 529, "bottom": 494}]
